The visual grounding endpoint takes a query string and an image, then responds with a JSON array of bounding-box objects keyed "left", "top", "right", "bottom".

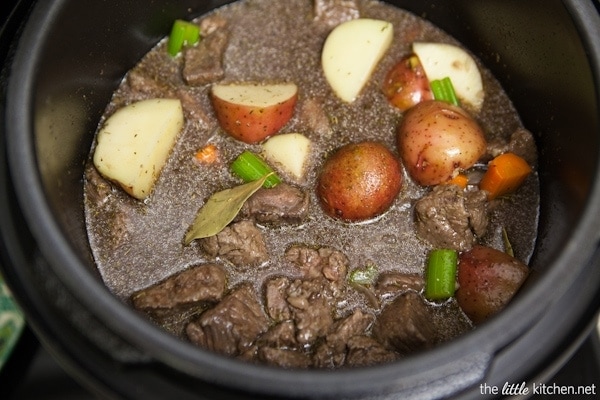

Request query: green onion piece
[
  {"left": 430, "top": 77, "right": 460, "bottom": 107},
  {"left": 425, "top": 249, "right": 458, "bottom": 300},
  {"left": 231, "top": 150, "right": 281, "bottom": 188},
  {"left": 349, "top": 263, "right": 378, "bottom": 286},
  {"left": 167, "top": 19, "right": 200, "bottom": 57}
]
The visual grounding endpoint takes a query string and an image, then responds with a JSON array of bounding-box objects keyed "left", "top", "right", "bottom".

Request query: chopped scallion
[
  {"left": 231, "top": 150, "right": 281, "bottom": 188},
  {"left": 425, "top": 249, "right": 458, "bottom": 300},
  {"left": 430, "top": 77, "right": 460, "bottom": 107},
  {"left": 167, "top": 19, "right": 200, "bottom": 57}
]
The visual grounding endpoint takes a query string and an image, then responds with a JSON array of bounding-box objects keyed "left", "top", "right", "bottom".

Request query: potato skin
[
  {"left": 382, "top": 54, "right": 433, "bottom": 112},
  {"left": 397, "top": 100, "right": 486, "bottom": 186},
  {"left": 317, "top": 141, "right": 402, "bottom": 221},
  {"left": 210, "top": 92, "right": 297, "bottom": 144},
  {"left": 456, "top": 245, "right": 529, "bottom": 324}
]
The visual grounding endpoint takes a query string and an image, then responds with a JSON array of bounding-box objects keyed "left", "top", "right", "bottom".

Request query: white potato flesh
[
  {"left": 262, "top": 133, "right": 312, "bottom": 180},
  {"left": 211, "top": 83, "right": 298, "bottom": 107},
  {"left": 413, "top": 42, "right": 484, "bottom": 111},
  {"left": 322, "top": 18, "right": 393, "bottom": 103},
  {"left": 93, "top": 98, "right": 184, "bottom": 200}
]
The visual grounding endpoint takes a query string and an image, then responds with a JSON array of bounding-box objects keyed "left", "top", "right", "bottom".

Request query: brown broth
[{"left": 84, "top": 0, "right": 539, "bottom": 344}]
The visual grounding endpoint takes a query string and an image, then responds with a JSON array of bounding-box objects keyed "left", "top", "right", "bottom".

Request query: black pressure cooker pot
[{"left": 1, "top": 0, "right": 600, "bottom": 399}]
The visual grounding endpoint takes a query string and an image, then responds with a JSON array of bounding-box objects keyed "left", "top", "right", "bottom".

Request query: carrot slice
[
  {"left": 445, "top": 173, "right": 469, "bottom": 189},
  {"left": 194, "top": 143, "right": 219, "bottom": 164},
  {"left": 479, "top": 153, "right": 532, "bottom": 200}
]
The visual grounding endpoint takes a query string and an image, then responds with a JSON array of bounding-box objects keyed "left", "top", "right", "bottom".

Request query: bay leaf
[{"left": 184, "top": 174, "right": 271, "bottom": 245}]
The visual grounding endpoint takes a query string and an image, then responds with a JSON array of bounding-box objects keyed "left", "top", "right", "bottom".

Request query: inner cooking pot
[{"left": 1, "top": 0, "right": 600, "bottom": 399}]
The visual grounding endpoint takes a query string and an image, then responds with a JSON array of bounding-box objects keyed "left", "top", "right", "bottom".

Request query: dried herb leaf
[{"left": 184, "top": 174, "right": 271, "bottom": 244}]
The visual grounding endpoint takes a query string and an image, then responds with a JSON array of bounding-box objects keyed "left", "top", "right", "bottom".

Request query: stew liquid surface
[{"left": 84, "top": 0, "right": 539, "bottom": 368}]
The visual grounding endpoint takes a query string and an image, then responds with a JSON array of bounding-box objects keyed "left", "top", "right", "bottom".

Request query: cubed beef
[
  {"left": 487, "top": 128, "right": 537, "bottom": 167},
  {"left": 175, "top": 88, "right": 212, "bottom": 130},
  {"left": 201, "top": 220, "right": 268, "bottom": 267},
  {"left": 264, "top": 276, "right": 292, "bottom": 322},
  {"left": 313, "top": 309, "right": 375, "bottom": 368},
  {"left": 372, "top": 291, "right": 437, "bottom": 355},
  {"left": 414, "top": 184, "right": 489, "bottom": 251},
  {"left": 186, "top": 284, "right": 268, "bottom": 356},
  {"left": 131, "top": 263, "right": 227, "bottom": 311},
  {"left": 258, "top": 320, "right": 298, "bottom": 349},
  {"left": 183, "top": 28, "right": 229, "bottom": 86},
  {"left": 285, "top": 245, "right": 348, "bottom": 283},
  {"left": 257, "top": 347, "right": 312, "bottom": 369},
  {"left": 325, "top": 309, "right": 374, "bottom": 352},
  {"left": 345, "top": 336, "right": 399, "bottom": 367},
  {"left": 376, "top": 271, "right": 425, "bottom": 301},
  {"left": 286, "top": 278, "right": 334, "bottom": 345},
  {"left": 240, "top": 183, "right": 310, "bottom": 224},
  {"left": 298, "top": 97, "right": 332, "bottom": 138}
]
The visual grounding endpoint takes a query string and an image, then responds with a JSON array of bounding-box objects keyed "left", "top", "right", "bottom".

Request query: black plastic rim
[{"left": 3, "top": 0, "right": 600, "bottom": 398}]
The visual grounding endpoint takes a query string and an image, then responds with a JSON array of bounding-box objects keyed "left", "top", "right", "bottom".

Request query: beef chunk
[
  {"left": 286, "top": 278, "right": 335, "bottom": 345},
  {"left": 372, "top": 291, "right": 437, "bottom": 355},
  {"left": 285, "top": 246, "right": 322, "bottom": 279},
  {"left": 285, "top": 245, "right": 348, "bottom": 284},
  {"left": 325, "top": 309, "right": 374, "bottom": 353},
  {"left": 240, "top": 183, "right": 310, "bottom": 224},
  {"left": 183, "top": 28, "right": 229, "bottom": 86},
  {"left": 298, "top": 97, "right": 332, "bottom": 138},
  {"left": 376, "top": 271, "right": 425, "bottom": 301},
  {"left": 131, "top": 263, "right": 227, "bottom": 311},
  {"left": 414, "top": 185, "right": 489, "bottom": 251},
  {"left": 508, "top": 128, "right": 537, "bottom": 166},
  {"left": 314, "top": 0, "right": 360, "bottom": 28},
  {"left": 313, "top": 309, "right": 375, "bottom": 368},
  {"left": 264, "top": 276, "right": 292, "bottom": 322},
  {"left": 255, "top": 321, "right": 311, "bottom": 368},
  {"left": 258, "top": 347, "right": 312, "bottom": 369},
  {"left": 186, "top": 284, "right": 268, "bottom": 356},
  {"left": 84, "top": 166, "right": 131, "bottom": 249},
  {"left": 487, "top": 128, "right": 537, "bottom": 167},
  {"left": 258, "top": 320, "right": 298, "bottom": 349},
  {"left": 464, "top": 189, "right": 489, "bottom": 236},
  {"left": 201, "top": 220, "right": 268, "bottom": 267},
  {"left": 345, "top": 336, "right": 399, "bottom": 367},
  {"left": 174, "top": 88, "right": 212, "bottom": 130}
]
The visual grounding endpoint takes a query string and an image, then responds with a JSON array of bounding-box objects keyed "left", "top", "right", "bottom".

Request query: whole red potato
[
  {"left": 397, "top": 100, "right": 486, "bottom": 186},
  {"left": 317, "top": 141, "right": 402, "bottom": 221},
  {"left": 456, "top": 245, "right": 529, "bottom": 324}
]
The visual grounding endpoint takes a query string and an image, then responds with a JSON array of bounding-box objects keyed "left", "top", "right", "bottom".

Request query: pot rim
[{"left": 4, "top": 0, "right": 600, "bottom": 398}]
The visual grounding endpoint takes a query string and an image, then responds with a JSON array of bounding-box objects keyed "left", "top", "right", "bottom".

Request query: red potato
[
  {"left": 317, "top": 141, "right": 402, "bottom": 221},
  {"left": 210, "top": 82, "right": 298, "bottom": 144},
  {"left": 382, "top": 54, "right": 433, "bottom": 112},
  {"left": 397, "top": 100, "right": 487, "bottom": 186},
  {"left": 456, "top": 245, "right": 529, "bottom": 325}
]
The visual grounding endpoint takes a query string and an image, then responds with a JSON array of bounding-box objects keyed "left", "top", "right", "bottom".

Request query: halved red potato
[
  {"left": 397, "top": 100, "right": 486, "bottom": 186},
  {"left": 210, "top": 82, "right": 298, "bottom": 144},
  {"left": 456, "top": 245, "right": 529, "bottom": 324}
]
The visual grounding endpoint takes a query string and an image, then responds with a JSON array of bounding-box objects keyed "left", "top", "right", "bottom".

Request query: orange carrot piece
[
  {"left": 194, "top": 143, "right": 219, "bottom": 164},
  {"left": 479, "top": 153, "right": 532, "bottom": 200},
  {"left": 445, "top": 173, "right": 469, "bottom": 189}
]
